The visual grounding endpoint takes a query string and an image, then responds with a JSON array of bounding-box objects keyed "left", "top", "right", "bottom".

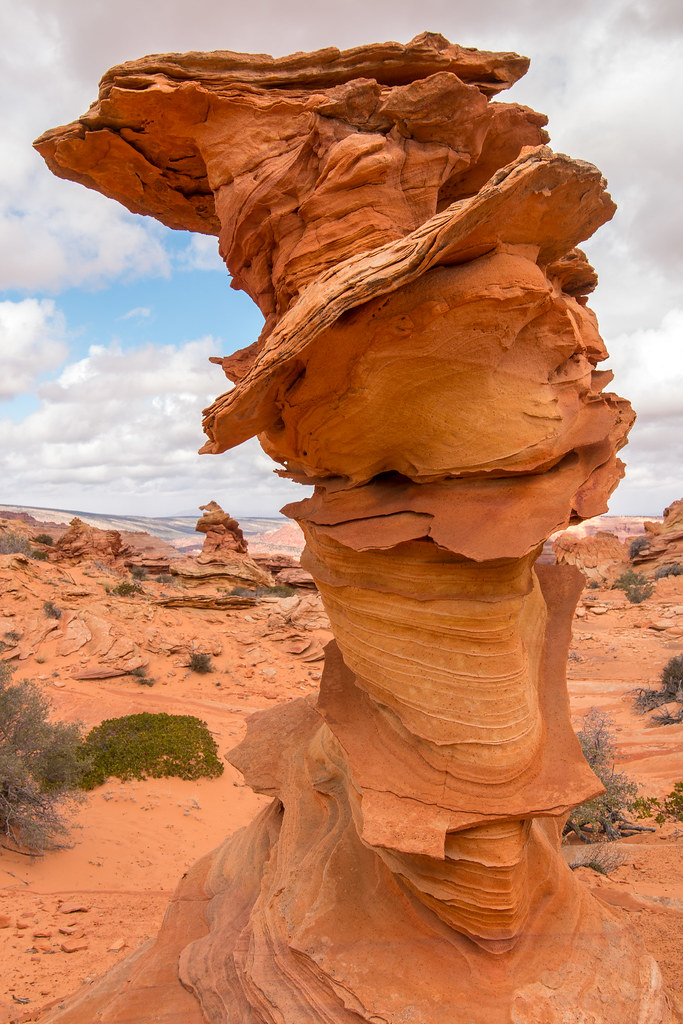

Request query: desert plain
[{"left": 0, "top": 505, "right": 681, "bottom": 1022}]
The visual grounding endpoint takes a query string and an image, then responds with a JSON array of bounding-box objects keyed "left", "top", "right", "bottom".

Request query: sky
[{"left": 1, "top": 0, "right": 682, "bottom": 518}]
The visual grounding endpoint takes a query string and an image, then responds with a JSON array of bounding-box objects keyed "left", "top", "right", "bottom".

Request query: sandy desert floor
[{"left": 0, "top": 555, "right": 681, "bottom": 1021}]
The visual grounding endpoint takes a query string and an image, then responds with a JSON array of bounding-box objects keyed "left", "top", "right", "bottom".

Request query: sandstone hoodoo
[
  {"left": 169, "top": 501, "right": 274, "bottom": 591},
  {"left": 36, "top": 32, "right": 677, "bottom": 1024}
]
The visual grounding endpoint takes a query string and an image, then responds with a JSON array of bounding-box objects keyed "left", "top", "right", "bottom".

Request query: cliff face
[{"left": 36, "top": 32, "right": 676, "bottom": 1024}]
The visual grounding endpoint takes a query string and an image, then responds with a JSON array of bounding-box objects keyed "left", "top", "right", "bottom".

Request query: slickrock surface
[
  {"left": 634, "top": 499, "right": 683, "bottom": 574},
  {"left": 34, "top": 31, "right": 678, "bottom": 1024},
  {"left": 554, "top": 529, "right": 630, "bottom": 584}
]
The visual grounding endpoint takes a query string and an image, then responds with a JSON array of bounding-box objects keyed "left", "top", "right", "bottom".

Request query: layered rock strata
[
  {"left": 633, "top": 498, "right": 683, "bottom": 574},
  {"left": 36, "top": 32, "right": 676, "bottom": 1024},
  {"left": 170, "top": 502, "right": 274, "bottom": 590},
  {"left": 554, "top": 529, "right": 630, "bottom": 584}
]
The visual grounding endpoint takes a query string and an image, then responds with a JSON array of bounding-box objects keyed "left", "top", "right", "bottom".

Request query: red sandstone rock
[
  {"left": 52, "top": 518, "right": 123, "bottom": 565},
  {"left": 194, "top": 500, "right": 247, "bottom": 555},
  {"left": 170, "top": 503, "right": 274, "bottom": 591},
  {"left": 35, "top": 31, "right": 676, "bottom": 1024},
  {"left": 634, "top": 499, "right": 683, "bottom": 574},
  {"left": 554, "top": 529, "right": 630, "bottom": 583}
]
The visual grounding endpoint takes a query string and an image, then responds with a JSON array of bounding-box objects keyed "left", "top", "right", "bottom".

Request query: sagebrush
[{"left": 0, "top": 663, "right": 86, "bottom": 853}]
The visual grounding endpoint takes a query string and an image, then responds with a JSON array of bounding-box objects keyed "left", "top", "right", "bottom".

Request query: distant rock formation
[
  {"left": 194, "top": 500, "right": 248, "bottom": 555},
  {"left": 633, "top": 499, "right": 683, "bottom": 574},
  {"left": 52, "top": 517, "right": 123, "bottom": 565},
  {"left": 554, "top": 529, "right": 630, "bottom": 583},
  {"left": 49, "top": 516, "right": 180, "bottom": 575},
  {"left": 36, "top": 32, "right": 676, "bottom": 1024},
  {"left": 170, "top": 503, "right": 274, "bottom": 591}
]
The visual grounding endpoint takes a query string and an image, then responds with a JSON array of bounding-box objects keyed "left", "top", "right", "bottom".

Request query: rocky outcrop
[
  {"left": 554, "top": 529, "right": 630, "bottom": 584},
  {"left": 52, "top": 518, "right": 123, "bottom": 565},
  {"left": 36, "top": 32, "right": 676, "bottom": 1024},
  {"left": 193, "top": 500, "right": 248, "bottom": 555},
  {"left": 170, "top": 503, "right": 274, "bottom": 590},
  {"left": 633, "top": 499, "right": 683, "bottom": 574}
]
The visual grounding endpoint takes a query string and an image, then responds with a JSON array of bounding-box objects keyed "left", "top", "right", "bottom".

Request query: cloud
[
  {"left": 176, "top": 235, "right": 225, "bottom": 273},
  {"left": 604, "top": 309, "right": 683, "bottom": 515},
  {"left": 0, "top": 332, "right": 307, "bottom": 516},
  {"left": 0, "top": 298, "right": 68, "bottom": 399},
  {"left": 118, "top": 307, "right": 152, "bottom": 321},
  {"left": 1, "top": 0, "right": 681, "bottom": 517}
]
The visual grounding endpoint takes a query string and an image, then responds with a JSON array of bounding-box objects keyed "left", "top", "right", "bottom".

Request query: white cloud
[
  {"left": 0, "top": 0, "right": 681, "bottom": 516},
  {"left": 0, "top": 298, "right": 68, "bottom": 399},
  {"left": 177, "top": 236, "right": 226, "bottom": 273},
  {"left": 118, "top": 307, "right": 151, "bottom": 321},
  {"left": 0, "top": 333, "right": 307, "bottom": 516},
  {"left": 604, "top": 309, "right": 683, "bottom": 515}
]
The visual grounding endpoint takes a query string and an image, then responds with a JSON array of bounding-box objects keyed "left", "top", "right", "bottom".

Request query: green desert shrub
[
  {"left": 80, "top": 712, "right": 223, "bottom": 789},
  {"left": 112, "top": 580, "right": 144, "bottom": 597},
  {"left": 130, "top": 566, "right": 147, "bottom": 580},
  {"left": 33, "top": 534, "right": 53, "bottom": 546},
  {"left": 631, "top": 783, "right": 683, "bottom": 824},
  {"left": 565, "top": 708, "right": 639, "bottom": 842},
  {"left": 0, "top": 663, "right": 86, "bottom": 852},
  {"left": 613, "top": 569, "right": 653, "bottom": 604},
  {"left": 31, "top": 548, "right": 49, "bottom": 561},
  {"left": 43, "top": 600, "right": 62, "bottom": 619}
]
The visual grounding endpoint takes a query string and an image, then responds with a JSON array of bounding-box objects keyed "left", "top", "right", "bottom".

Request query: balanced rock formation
[
  {"left": 554, "top": 528, "right": 630, "bottom": 584},
  {"left": 170, "top": 502, "right": 273, "bottom": 590},
  {"left": 633, "top": 498, "right": 683, "bottom": 575},
  {"left": 36, "top": 32, "right": 676, "bottom": 1024}
]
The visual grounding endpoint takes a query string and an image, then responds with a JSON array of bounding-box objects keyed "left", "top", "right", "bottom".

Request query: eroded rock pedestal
[{"left": 36, "top": 32, "right": 677, "bottom": 1023}]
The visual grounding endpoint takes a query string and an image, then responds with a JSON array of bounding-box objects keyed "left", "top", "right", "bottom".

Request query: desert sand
[{"left": 0, "top": 525, "right": 681, "bottom": 1021}]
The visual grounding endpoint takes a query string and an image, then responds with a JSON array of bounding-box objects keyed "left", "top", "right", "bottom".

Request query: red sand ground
[{"left": 0, "top": 556, "right": 681, "bottom": 1021}]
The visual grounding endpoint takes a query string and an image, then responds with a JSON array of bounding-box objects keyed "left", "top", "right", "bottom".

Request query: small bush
[
  {"left": 0, "top": 663, "right": 86, "bottom": 852},
  {"left": 613, "top": 569, "right": 653, "bottom": 604},
  {"left": 586, "top": 579, "right": 600, "bottom": 590},
  {"left": 129, "top": 665, "right": 154, "bottom": 687},
  {"left": 186, "top": 651, "right": 213, "bottom": 674},
  {"left": 631, "top": 784, "right": 683, "bottom": 824},
  {"left": 130, "top": 566, "right": 147, "bottom": 580},
  {"left": 629, "top": 536, "right": 650, "bottom": 559},
  {"left": 31, "top": 548, "right": 49, "bottom": 561},
  {"left": 154, "top": 574, "right": 174, "bottom": 584},
  {"left": 0, "top": 532, "right": 31, "bottom": 556},
  {"left": 653, "top": 562, "right": 683, "bottom": 580},
  {"left": 632, "top": 655, "right": 683, "bottom": 721},
  {"left": 43, "top": 601, "right": 62, "bottom": 620},
  {"left": 570, "top": 844, "right": 624, "bottom": 875},
  {"left": 80, "top": 712, "right": 223, "bottom": 789},
  {"left": 258, "top": 584, "right": 296, "bottom": 597},
  {"left": 3, "top": 631, "right": 20, "bottom": 644},
  {"left": 565, "top": 708, "right": 639, "bottom": 842},
  {"left": 33, "top": 534, "right": 53, "bottom": 546},
  {"left": 112, "top": 580, "right": 143, "bottom": 597},
  {"left": 229, "top": 585, "right": 256, "bottom": 597}
]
